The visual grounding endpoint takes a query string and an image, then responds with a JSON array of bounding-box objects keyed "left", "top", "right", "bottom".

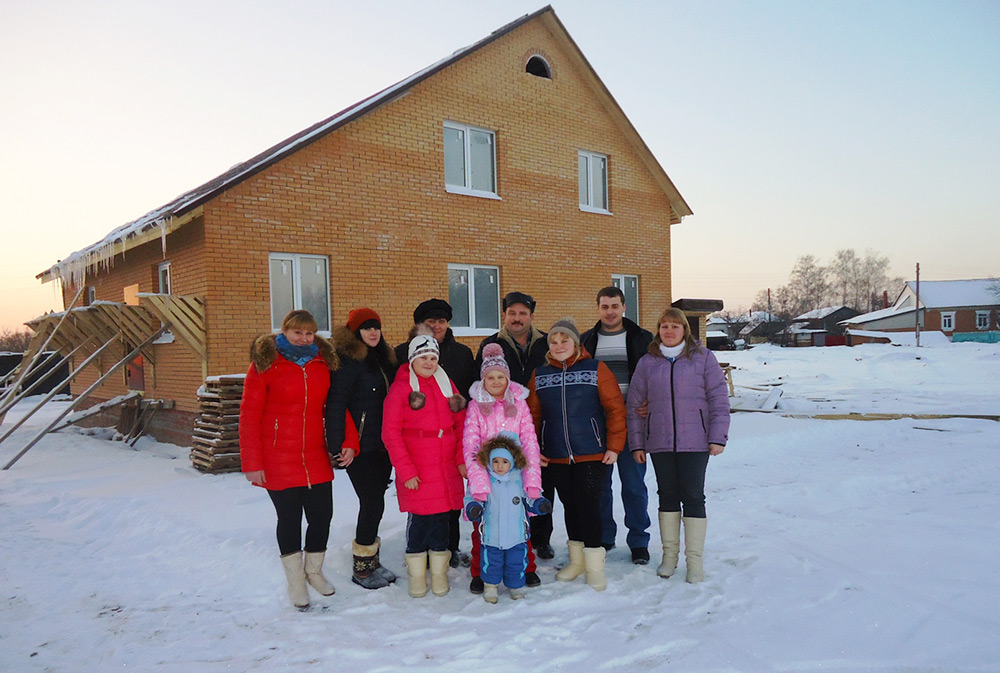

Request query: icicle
[{"left": 159, "top": 218, "right": 168, "bottom": 258}]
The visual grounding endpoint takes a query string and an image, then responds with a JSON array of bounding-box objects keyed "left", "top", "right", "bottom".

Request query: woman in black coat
[{"left": 326, "top": 308, "right": 398, "bottom": 589}]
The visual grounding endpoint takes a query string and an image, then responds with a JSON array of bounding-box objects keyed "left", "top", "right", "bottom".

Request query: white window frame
[
  {"left": 940, "top": 311, "right": 955, "bottom": 332},
  {"left": 268, "top": 253, "right": 331, "bottom": 334},
  {"left": 976, "top": 310, "right": 990, "bottom": 330},
  {"left": 612, "top": 273, "right": 639, "bottom": 324},
  {"left": 157, "top": 261, "right": 171, "bottom": 294},
  {"left": 443, "top": 122, "right": 500, "bottom": 200},
  {"left": 448, "top": 263, "right": 500, "bottom": 337},
  {"left": 578, "top": 150, "right": 611, "bottom": 214},
  {"left": 85, "top": 286, "right": 96, "bottom": 305}
]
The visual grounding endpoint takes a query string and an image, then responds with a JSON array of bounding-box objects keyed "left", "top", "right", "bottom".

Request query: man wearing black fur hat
[
  {"left": 395, "top": 298, "right": 478, "bottom": 567},
  {"left": 475, "top": 291, "right": 548, "bottom": 387}
]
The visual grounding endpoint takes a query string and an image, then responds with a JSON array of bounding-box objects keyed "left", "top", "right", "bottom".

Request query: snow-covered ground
[{"left": 2, "top": 342, "right": 998, "bottom": 672}]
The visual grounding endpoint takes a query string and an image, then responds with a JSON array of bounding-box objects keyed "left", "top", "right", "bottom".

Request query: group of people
[{"left": 238, "top": 288, "right": 731, "bottom": 608}]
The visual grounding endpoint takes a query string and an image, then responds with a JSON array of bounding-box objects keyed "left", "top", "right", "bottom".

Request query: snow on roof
[
  {"left": 840, "top": 305, "right": 916, "bottom": 325},
  {"left": 905, "top": 279, "right": 1000, "bottom": 309},
  {"left": 705, "top": 330, "right": 730, "bottom": 339},
  {"left": 793, "top": 306, "right": 848, "bottom": 321}
]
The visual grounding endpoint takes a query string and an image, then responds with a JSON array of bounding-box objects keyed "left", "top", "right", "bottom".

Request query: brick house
[
  {"left": 841, "top": 279, "right": 1000, "bottom": 345},
  {"left": 32, "top": 6, "right": 692, "bottom": 444}
]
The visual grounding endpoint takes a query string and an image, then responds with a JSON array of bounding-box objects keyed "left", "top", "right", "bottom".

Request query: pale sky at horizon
[{"left": 2, "top": 0, "right": 998, "bottom": 332}]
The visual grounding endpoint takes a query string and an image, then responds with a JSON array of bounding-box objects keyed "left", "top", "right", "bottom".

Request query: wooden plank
[{"left": 760, "top": 387, "right": 783, "bottom": 410}]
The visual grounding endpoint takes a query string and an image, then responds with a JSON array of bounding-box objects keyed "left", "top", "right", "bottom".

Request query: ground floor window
[
  {"left": 269, "top": 253, "right": 330, "bottom": 332},
  {"left": 157, "top": 261, "right": 171, "bottom": 294},
  {"left": 976, "top": 311, "right": 990, "bottom": 330},
  {"left": 612, "top": 273, "right": 639, "bottom": 324},
  {"left": 448, "top": 263, "right": 499, "bottom": 336},
  {"left": 940, "top": 311, "right": 955, "bottom": 332}
]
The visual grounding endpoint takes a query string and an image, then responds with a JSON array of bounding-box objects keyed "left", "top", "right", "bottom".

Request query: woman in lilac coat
[{"left": 626, "top": 307, "right": 730, "bottom": 583}]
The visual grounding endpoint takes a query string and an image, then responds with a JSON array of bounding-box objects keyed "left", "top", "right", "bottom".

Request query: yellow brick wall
[
  {"left": 58, "top": 17, "right": 685, "bottom": 425},
  {"left": 204, "top": 19, "right": 677, "bottom": 373}
]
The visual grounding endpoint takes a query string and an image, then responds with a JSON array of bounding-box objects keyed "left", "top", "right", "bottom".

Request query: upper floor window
[
  {"left": 269, "top": 253, "right": 330, "bottom": 333},
  {"left": 940, "top": 311, "right": 955, "bottom": 332},
  {"left": 976, "top": 310, "right": 990, "bottom": 330},
  {"left": 525, "top": 55, "right": 551, "bottom": 79},
  {"left": 612, "top": 273, "right": 639, "bottom": 324},
  {"left": 157, "top": 261, "right": 171, "bottom": 294},
  {"left": 444, "top": 122, "right": 498, "bottom": 199},
  {"left": 448, "top": 263, "right": 500, "bottom": 336},
  {"left": 578, "top": 150, "right": 609, "bottom": 213}
]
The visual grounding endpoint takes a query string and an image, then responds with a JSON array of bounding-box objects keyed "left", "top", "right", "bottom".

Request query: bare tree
[
  {"left": 787, "top": 255, "right": 829, "bottom": 316},
  {"left": 0, "top": 328, "right": 33, "bottom": 352},
  {"left": 987, "top": 278, "right": 1000, "bottom": 302}
]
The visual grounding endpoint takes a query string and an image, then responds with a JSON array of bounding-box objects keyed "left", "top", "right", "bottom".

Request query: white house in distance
[{"left": 841, "top": 279, "right": 1000, "bottom": 345}]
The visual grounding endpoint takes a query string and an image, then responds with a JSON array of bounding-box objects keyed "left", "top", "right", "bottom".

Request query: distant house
[
  {"left": 29, "top": 7, "right": 694, "bottom": 444},
  {"left": 841, "top": 279, "right": 1000, "bottom": 345},
  {"left": 783, "top": 306, "right": 860, "bottom": 346},
  {"left": 739, "top": 312, "right": 785, "bottom": 345}
]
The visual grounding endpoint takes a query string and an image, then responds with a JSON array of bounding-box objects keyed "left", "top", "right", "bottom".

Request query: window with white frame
[
  {"left": 268, "top": 253, "right": 330, "bottom": 333},
  {"left": 578, "top": 150, "right": 609, "bottom": 213},
  {"left": 443, "top": 122, "right": 498, "bottom": 198},
  {"left": 157, "top": 261, "right": 171, "bottom": 294},
  {"left": 448, "top": 264, "right": 500, "bottom": 335},
  {"left": 612, "top": 273, "right": 639, "bottom": 324},
  {"left": 940, "top": 311, "right": 955, "bottom": 331},
  {"left": 976, "top": 311, "right": 990, "bottom": 330}
]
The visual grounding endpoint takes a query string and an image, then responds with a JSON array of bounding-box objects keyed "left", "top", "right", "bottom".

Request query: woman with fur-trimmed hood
[
  {"left": 325, "top": 308, "right": 398, "bottom": 590},
  {"left": 239, "top": 310, "right": 339, "bottom": 609}
]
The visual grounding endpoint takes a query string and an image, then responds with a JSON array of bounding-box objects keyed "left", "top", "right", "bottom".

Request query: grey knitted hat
[{"left": 547, "top": 318, "right": 580, "bottom": 346}]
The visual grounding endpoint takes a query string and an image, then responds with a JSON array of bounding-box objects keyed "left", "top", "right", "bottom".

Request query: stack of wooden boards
[{"left": 190, "top": 375, "right": 244, "bottom": 473}]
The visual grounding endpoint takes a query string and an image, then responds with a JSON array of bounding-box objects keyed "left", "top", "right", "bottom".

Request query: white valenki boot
[
  {"left": 583, "top": 546, "right": 607, "bottom": 591},
  {"left": 555, "top": 540, "right": 586, "bottom": 582},
  {"left": 683, "top": 517, "right": 707, "bottom": 583},
  {"left": 657, "top": 511, "right": 681, "bottom": 578},
  {"left": 280, "top": 552, "right": 310, "bottom": 608},
  {"left": 404, "top": 552, "right": 428, "bottom": 598},
  {"left": 483, "top": 583, "right": 499, "bottom": 604},
  {"left": 304, "top": 551, "right": 336, "bottom": 596},
  {"left": 428, "top": 550, "right": 452, "bottom": 596}
]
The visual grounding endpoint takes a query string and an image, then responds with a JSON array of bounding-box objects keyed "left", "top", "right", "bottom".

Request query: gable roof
[
  {"left": 898, "top": 279, "right": 1000, "bottom": 309},
  {"left": 39, "top": 6, "right": 691, "bottom": 287}
]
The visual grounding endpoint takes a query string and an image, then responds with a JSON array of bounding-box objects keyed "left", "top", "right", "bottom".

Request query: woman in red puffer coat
[{"left": 240, "top": 309, "right": 339, "bottom": 609}]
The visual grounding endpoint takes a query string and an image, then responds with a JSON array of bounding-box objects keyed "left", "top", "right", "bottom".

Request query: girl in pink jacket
[
  {"left": 462, "top": 343, "right": 542, "bottom": 594},
  {"left": 382, "top": 335, "right": 467, "bottom": 598}
]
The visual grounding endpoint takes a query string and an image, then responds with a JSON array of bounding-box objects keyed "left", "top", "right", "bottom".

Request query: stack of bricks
[{"left": 189, "top": 375, "right": 244, "bottom": 473}]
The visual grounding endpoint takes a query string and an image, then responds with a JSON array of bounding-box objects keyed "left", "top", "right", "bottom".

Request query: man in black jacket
[
  {"left": 580, "top": 286, "right": 654, "bottom": 565},
  {"left": 474, "top": 291, "right": 548, "bottom": 387}
]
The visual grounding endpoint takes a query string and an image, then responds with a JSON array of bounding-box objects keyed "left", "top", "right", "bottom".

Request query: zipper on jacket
[
  {"left": 302, "top": 366, "right": 312, "bottom": 488},
  {"left": 670, "top": 360, "right": 678, "bottom": 452},
  {"left": 358, "top": 411, "right": 367, "bottom": 444},
  {"left": 560, "top": 362, "right": 574, "bottom": 463}
]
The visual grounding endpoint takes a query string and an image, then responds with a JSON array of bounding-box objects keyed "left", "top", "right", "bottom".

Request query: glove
[
  {"left": 526, "top": 497, "right": 552, "bottom": 515},
  {"left": 465, "top": 500, "right": 484, "bottom": 522}
]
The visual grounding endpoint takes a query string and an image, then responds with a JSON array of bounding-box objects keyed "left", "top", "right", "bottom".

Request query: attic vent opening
[{"left": 525, "top": 55, "right": 551, "bottom": 79}]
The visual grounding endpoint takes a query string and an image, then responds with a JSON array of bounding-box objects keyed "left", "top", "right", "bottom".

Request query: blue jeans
[{"left": 600, "top": 443, "right": 651, "bottom": 549}]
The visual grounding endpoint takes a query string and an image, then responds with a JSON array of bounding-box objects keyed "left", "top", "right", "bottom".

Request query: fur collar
[
  {"left": 249, "top": 333, "right": 338, "bottom": 373},
  {"left": 329, "top": 325, "right": 398, "bottom": 366}
]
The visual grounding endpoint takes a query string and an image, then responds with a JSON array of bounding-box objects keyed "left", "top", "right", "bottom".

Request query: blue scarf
[{"left": 276, "top": 333, "right": 319, "bottom": 367}]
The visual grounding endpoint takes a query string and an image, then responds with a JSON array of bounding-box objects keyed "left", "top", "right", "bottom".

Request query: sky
[{"left": 1, "top": 0, "right": 998, "bottom": 331}]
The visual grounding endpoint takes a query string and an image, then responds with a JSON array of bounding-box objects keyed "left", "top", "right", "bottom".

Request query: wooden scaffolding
[{"left": 0, "top": 294, "right": 206, "bottom": 470}]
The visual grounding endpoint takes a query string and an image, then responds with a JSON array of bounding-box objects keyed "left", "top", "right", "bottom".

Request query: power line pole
[{"left": 915, "top": 263, "right": 921, "bottom": 348}]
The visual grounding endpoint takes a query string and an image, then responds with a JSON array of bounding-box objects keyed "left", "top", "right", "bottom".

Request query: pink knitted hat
[{"left": 480, "top": 343, "right": 510, "bottom": 379}]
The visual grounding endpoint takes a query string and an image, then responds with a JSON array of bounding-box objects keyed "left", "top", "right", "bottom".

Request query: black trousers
[
  {"left": 405, "top": 512, "right": 451, "bottom": 553},
  {"left": 649, "top": 451, "right": 710, "bottom": 518},
  {"left": 345, "top": 450, "right": 392, "bottom": 546},
  {"left": 267, "top": 481, "right": 333, "bottom": 556},
  {"left": 530, "top": 463, "right": 558, "bottom": 547},
  {"left": 544, "top": 461, "right": 607, "bottom": 548}
]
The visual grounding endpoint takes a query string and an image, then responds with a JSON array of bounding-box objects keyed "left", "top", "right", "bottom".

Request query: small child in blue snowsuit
[{"left": 465, "top": 432, "right": 551, "bottom": 603}]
